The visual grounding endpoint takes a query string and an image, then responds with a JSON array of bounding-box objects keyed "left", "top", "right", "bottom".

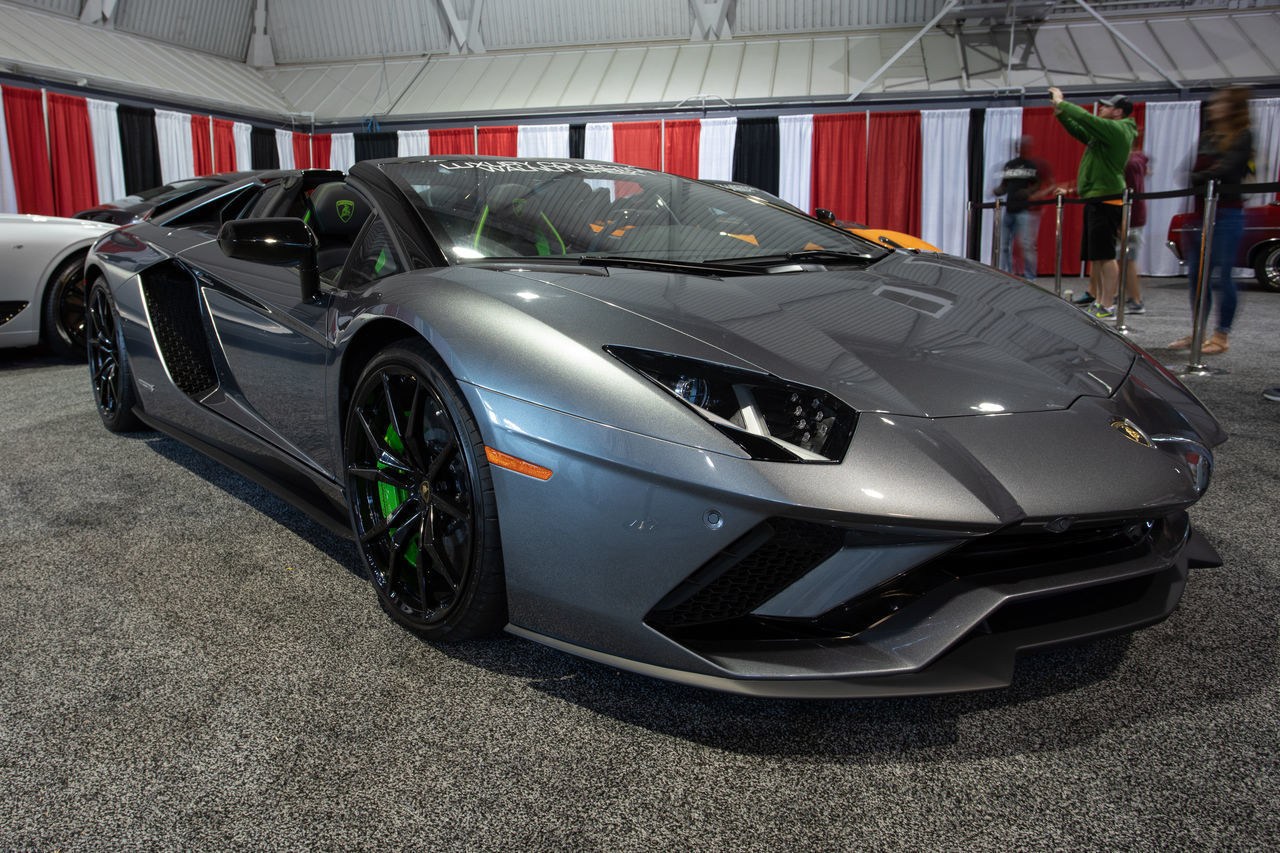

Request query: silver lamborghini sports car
[{"left": 84, "top": 157, "right": 1225, "bottom": 698}]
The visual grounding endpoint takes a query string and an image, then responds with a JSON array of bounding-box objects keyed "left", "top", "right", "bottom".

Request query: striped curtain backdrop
[{"left": 0, "top": 83, "right": 1243, "bottom": 278}]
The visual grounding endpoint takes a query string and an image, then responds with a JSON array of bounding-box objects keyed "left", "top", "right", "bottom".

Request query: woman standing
[{"left": 1171, "top": 86, "right": 1254, "bottom": 354}]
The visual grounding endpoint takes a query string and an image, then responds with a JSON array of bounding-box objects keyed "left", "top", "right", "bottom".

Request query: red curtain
[
  {"left": 46, "top": 92, "right": 98, "bottom": 216},
  {"left": 866, "top": 111, "right": 921, "bottom": 235},
  {"left": 478, "top": 126, "right": 517, "bottom": 156},
  {"left": 292, "top": 132, "right": 312, "bottom": 169},
  {"left": 663, "top": 120, "right": 700, "bottom": 178},
  {"left": 431, "top": 128, "right": 475, "bottom": 155},
  {"left": 212, "top": 118, "right": 236, "bottom": 172},
  {"left": 613, "top": 121, "right": 662, "bottom": 170},
  {"left": 811, "top": 113, "right": 867, "bottom": 225},
  {"left": 190, "top": 115, "right": 213, "bottom": 176},
  {"left": 310, "top": 133, "right": 332, "bottom": 170},
  {"left": 2, "top": 86, "right": 55, "bottom": 215}
]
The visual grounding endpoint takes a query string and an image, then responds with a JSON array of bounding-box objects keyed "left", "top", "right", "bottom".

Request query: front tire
[
  {"left": 41, "top": 251, "right": 89, "bottom": 358},
  {"left": 86, "top": 278, "right": 144, "bottom": 433},
  {"left": 344, "top": 340, "right": 505, "bottom": 640},
  {"left": 1254, "top": 243, "right": 1280, "bottom": 293}
]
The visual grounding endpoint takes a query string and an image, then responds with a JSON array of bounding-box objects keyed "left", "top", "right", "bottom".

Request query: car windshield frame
[{"left": 374, "top": 157, "right": 885, "bottom": 269}]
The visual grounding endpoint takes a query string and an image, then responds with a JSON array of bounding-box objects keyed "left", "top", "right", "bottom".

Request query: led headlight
[{"left": 606, "top": 346, "right": 858, "bottom": 462}]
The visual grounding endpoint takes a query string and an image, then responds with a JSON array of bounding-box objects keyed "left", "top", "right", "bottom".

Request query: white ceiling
[{"left": 0, "top": 0, "right": 1276, "bottom": 123}]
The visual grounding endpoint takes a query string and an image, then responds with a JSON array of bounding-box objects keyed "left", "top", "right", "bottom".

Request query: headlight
[{"left": 606, "top": 346, "right": 858, "bottom": 462}]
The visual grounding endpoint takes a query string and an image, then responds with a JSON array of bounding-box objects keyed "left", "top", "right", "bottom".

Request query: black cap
[{"left": 1098, "top": 94, "right": 1133, "bottom": 116}]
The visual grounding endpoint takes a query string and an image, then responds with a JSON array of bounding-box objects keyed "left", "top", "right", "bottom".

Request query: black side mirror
[
  {"left": 217, "top": 217, "right": 320, "bottom": 303},
  {"left": 815, "top": 208, "right": 835, "bottom": 225}
]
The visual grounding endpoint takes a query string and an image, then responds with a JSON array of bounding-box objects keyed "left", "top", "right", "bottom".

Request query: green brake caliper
[{"left": 378, "top": 420, "right": 420, "bottom": 567}]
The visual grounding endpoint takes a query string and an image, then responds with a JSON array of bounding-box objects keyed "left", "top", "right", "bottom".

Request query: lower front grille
[
  {"left": 645, "top": 518, "right": 845, "bottom": 631},
  {"left": 647, "top": 512, "right": 1181, "bottom": 652},
  {"left": 0, "top": 300, "right": 28, "bottom": 326}
]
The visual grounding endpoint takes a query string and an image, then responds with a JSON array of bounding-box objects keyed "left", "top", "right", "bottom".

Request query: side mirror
[
  {"left": 815, "top": 208, "right": 835, "bottom": 225},
  {"left": 217, "top": 217, "right": 320, "bottom": 303}
]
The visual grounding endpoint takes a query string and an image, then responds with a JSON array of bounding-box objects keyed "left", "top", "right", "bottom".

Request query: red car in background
[{"left": 1167, "top": 202, "right": 1280, "bottom": 292}]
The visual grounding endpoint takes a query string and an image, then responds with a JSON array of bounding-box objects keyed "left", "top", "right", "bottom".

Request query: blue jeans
[
  {"left": 1185, "top": 206, "right": 1244, "bottom": 335},
  {"left": 998, "top": 209, "right": 1038, "bottom": 280}
]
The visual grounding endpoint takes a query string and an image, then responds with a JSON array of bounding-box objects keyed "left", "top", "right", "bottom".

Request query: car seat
[{"left": 304, "top": 183, "right": 373, "bottom": 277}]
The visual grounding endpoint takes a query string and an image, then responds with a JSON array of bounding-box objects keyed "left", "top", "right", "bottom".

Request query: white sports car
[{"left": 1, "top": 213, "right": 117, "bottom": 356}]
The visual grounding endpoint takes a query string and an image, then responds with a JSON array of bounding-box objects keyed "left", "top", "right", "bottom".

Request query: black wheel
[
  {"left": 86, "top": 278, "right": 144, "bottom": 433},
  {"left": 1254, "top": 243, "right": 1280, "bottom": 293},
  {"left": 40, "top": 251, "right": 89, "bottom": 359},
  {"left": 344, "top": 340, "right": 505, "bottom": 640}
]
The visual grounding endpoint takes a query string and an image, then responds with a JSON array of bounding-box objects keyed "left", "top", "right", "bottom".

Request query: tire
[
  {"left": 1253, "top": 243, "right": 1280, "bottom": 293},
  {"left": 344, "top": 339, "right": 505, "bottom": 640},
  {"left": 86, "top": 278, "right": 144, "bottom": 433},
  {"left": 40, "top": 250, "right": 89, "bottom": 359}
]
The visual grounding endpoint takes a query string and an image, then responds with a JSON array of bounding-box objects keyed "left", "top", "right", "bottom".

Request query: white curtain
[
  {"left": 232, "top": 121, "right": 253, "bottom": 172},
  {"left": 398, "top": 129, "right": 430, "bottom": 157},
  {"left": 1249, "top": 98, "right": 1280, "bottom": 206},
  {"left": 275, "top": 128, "right": 294, "bottom": 169},
  {"left": 155, "top": 109, "right": 195, "bottom": 184},
  {"left": 85, "top": 98, "right": 126, "bottom": 205},
  {"left": 584, "top": 122, "right": 613, "bottom": 162},
  {"left": 697, "top": 117, "right": 736, "bottom": 181},
  {"left": 584, "top": 122, "right": 615, "bottom": 196},
  {"left": 778, "top": 114, "right": 813, "bottom": 214},
  {"left": 517, "top": 124, "right": 569, "bottom": 158},
  {"left": 330, "top": 132, "right": 355, "bottom": 171},
  {"left": 1141, "top": 100, "right": 1201, "bottom": 277},
  {"left": 980, "top": 107, "right": 1023, "bottom": 265},
  {"left": 0, "top": 92, "right": 15, "bottom": 213},
  {"left": 920, "top": 109, "right": 971, "bottom": 256}
]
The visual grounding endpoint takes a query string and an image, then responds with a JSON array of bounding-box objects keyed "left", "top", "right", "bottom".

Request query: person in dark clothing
[
  {"left": 1120, "top": 145, "right": 1151, "bottom": 313},
  {"left": 1170, "top": 86, "right": 1254, "bottom": 354},
  {"left": 994, "top": 135, "right": 1053, "bottom": 281}
]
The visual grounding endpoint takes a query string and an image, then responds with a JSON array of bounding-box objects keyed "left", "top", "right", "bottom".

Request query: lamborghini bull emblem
[
  {"left": 1110, "top": 417, "right": 1153, "bottom": 448},
  {"left": 336, "top": 199, "right": 355, "bottom": 223}
]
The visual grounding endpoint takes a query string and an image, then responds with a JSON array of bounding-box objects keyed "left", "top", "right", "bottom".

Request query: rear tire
[
  {"left": 1254, "top": 243, "right": 1280, "bottom": 293},
  {"left": 40, "top": 251, "right": 89, "bottom": 359},
  {"left": 344, "top": 339, "right": 505, "bottom": 641},
  {"left": 86, "top": 278, "right": 144, "bottom": 433}
]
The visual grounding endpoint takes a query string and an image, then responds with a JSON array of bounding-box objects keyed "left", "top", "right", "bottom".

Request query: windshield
[{"left": 381, "top": 158, "right": 881, "bottom": 264}]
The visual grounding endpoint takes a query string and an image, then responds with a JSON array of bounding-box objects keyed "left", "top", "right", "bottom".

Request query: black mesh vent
[
  {"left": 141, "top": 264, "right": 216, "bottom": 398},
  {"left": 0, "top": 301, "right": 28, "bottom": 326},
  {"left": 647, "top": 518, "right": 846, "bottom": 630}
]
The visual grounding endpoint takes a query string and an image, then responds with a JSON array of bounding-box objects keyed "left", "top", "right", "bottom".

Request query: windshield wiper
[
  {"left": 578, "top": 255, "right": 768, "bottom": 277},
  {"left": 706, "top": 248, "right": 888, "bottom": 268}
]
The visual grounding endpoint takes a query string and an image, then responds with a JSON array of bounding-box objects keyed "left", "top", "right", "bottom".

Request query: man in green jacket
[{"left": 1050, "top": 88, "right": 1138, "bottom": 317}]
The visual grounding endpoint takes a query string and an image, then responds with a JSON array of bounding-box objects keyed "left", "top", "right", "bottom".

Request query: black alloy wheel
[
  {"left": 86, "top": 279, "right": 143, "bottom": 433},
  {"left": 41, "top": 251, "right": 90, "bottom": 358},
  {"left": 1255, "top": 243, "right": 1280, "bottom": 293},
  {"left": 344, "top": 340, "right": 504, "bottom": 640}
]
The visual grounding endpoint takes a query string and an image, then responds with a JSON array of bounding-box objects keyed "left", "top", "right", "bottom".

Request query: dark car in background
[
  {"left": 75, "top": 172, "right": 256, "bottom": 226},
  {"left": 1167, "top": 202, "right": 1280, "bottom": 292}
]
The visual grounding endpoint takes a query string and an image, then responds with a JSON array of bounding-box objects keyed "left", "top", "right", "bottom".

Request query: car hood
[{"left": 511, "top": 252, "right": 1134, "bottom": 418}]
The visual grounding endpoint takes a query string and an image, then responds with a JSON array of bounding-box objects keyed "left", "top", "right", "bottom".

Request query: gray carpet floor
[{"left": 2, "top": 275, "right": 1277, "bottom": 851}]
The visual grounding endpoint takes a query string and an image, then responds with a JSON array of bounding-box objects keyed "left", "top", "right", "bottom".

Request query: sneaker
[
  {"left": 1072, "top": 291, "right": 1095, "bottom": 305},
  {"left": 1090, "top": 303, "right": 1115, "bottom": 319},
  {"left": 1263, "top": 387, "right": 1280, "bottom": 402},
  {"left": 1124, "top": 298, "right": 1145, "bottom": 315}
]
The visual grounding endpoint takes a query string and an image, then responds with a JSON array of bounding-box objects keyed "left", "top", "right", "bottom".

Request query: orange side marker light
[{"left": 485, "top": 446, "right": 553, "bottom": 480}]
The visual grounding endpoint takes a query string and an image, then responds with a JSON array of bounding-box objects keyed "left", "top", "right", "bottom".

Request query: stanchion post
[
  {"left": 1186, "top": 181, "right": 1218, "bottom": 374},
  {"left": 1114, "top": 188, "right": 1133, "bottom": 333},
  {"left": 991, "top": 198, "right": 1003, "bottom": 269},
  {"left": 1054, "top": 194, "right": 1064, "bottom": 297},
  {"left": 966, "top": 201, "right": 977, "bottom": 261}
]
